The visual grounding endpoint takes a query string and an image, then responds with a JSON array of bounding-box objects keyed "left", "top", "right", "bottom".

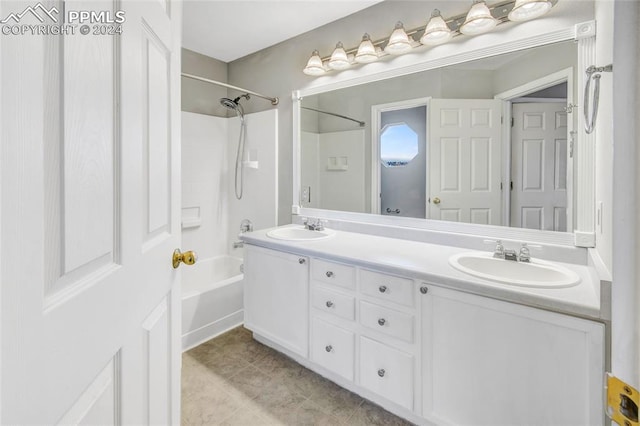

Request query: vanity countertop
[{"left": 241, "top": 225, "right": 605, "bottom": 321}]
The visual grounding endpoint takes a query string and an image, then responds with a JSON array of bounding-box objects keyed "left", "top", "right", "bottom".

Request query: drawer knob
[
  {"left": 326, "top": 271, "right": 334, "bottom": 278},
  {"left": 378, "top": 285, "right": 387, "bottom": 293},
  {"left": 378, "top": 318, "right": 386, "bottom": 326},
  {"left": 326, "top": 301, "right": 334, "bottom": 308},
  {"left": 299, "top": 258, "right": 306, "bottom": 264},
  {"left": 377, "top": 369, "right": 386, "bottom": 377},
  {"left": 325, "top": 345, "right": 333, "bottom": 353},
  {"left": 420, "top": 286, "right": 429, "bottom": 294}
]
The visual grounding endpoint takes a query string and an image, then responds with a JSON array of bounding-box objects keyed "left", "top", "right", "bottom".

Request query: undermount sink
[
  {"left": 449, "top": 252, "right": 581, "bottom": 288},
  {"left": 266, "top": 226, "right": 335, "bottom": 241}
]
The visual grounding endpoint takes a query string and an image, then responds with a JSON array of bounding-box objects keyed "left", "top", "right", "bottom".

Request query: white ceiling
[{"left": 182, "top": 0, "right": 383, "bottom": 63}]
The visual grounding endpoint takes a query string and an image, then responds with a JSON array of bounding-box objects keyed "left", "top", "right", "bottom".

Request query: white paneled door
[
  {"left": 511, "top": 103, "right": 569, "bottom": 231},
  {"left": 1, "top": 1, "right": 182, "bottom": 424},
  {"left": 429, "top": 99, "right": 502, "bottom": 225}
]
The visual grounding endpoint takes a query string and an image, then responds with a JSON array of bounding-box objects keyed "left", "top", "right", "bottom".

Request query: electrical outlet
[{"left": 302, "top": 186, "right": 311, "bottom": 204}]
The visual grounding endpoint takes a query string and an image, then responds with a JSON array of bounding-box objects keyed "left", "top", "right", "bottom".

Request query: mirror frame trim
[{"left": 292, "top": 20, "right": 597, "bottom": 247}]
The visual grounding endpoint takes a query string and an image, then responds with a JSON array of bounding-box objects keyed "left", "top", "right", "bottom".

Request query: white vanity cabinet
[
  {"left": 243, "top": 242, "right": 605, "bottom": 426},
  {"left": 243, "top": 244, "right": 309, "bottom": 357},
  {"left": 309, "top": 259, "right": 418, "bottom": 412},
  {"left": 420, "top": 284, "right": 605, "bottom": 426}
]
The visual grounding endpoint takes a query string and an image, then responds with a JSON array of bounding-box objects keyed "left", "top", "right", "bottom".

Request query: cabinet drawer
[
  {"left": 311, "top": 258, "right": 355, "bottom": 289},
  {"left": 311, "top": 285, "right": 355, "bottom": 321},
  {"left": 360, "top": 301, "right": 414, "bottom": 343},
  {"left": 359, "top": 337, "right": 413, "bottom": 410},
  {"left": 311, "top": 317, "right": 355, "bottom": 381},
  {"left": 360, "top": 269, "right": 414, "bottom": 307}
]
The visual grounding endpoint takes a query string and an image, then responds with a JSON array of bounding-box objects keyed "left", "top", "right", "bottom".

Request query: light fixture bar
[{"left": 318, "top": 0, "right": 558, "bottom": 62}]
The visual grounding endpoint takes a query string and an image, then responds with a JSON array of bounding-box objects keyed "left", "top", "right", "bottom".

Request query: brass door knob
[
  {"left": 432, "top": 197, "right": 441, "bottom": 205},
  {"left": 172, "top": 249, "right": 198, "bottom": 269}
]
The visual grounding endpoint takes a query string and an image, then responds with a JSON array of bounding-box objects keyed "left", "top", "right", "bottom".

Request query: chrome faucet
[
  {"left": 303, "top": 218, "right": 326, "bottom": 231},
  {"left": 518, "top": 243, "right": 531, "bottom": 263},
  {"left": 233, "top": 241, "right": 244, "bottom": 249},
  {"left": 492, "top": 240, "right": 505, "bottom": 259}
]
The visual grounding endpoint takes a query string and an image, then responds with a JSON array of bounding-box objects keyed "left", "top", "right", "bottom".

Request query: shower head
[
  {"left": 219, "top": 93, "right": 251, "bottom": 111},
  {"left": 220, "top": 97, "right": 239, "bottom": 110}
]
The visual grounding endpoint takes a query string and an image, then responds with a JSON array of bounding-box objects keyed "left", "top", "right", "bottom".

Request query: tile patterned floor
[{"left": 182, "top": 326, "right": 414, "bottom": 426}]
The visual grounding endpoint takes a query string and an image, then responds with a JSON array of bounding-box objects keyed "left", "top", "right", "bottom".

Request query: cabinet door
[
  {"left": 244, "top": 245, "right": 309, "bottom": 357},
  {"left": 421, "top": 285, "right": 604, "bottom": 426}
]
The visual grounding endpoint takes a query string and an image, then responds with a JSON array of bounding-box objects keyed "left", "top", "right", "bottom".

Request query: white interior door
[
  {"left": 429, "top": 99, "right": 502, "bottom": 225},
  {"left": 510, "top": 103, "right": 568, "bottom": 231},
  {"left": 0, "top": 1, "right": 182, "bottom": 424}
]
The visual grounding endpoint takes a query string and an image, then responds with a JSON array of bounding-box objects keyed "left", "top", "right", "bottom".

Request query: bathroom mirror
[{"left": 295, "top": 40, "right": 590, "bottom": 238}]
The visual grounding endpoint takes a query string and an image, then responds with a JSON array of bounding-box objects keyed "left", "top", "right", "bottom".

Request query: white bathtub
[{"left": 181, "top": 256, "right": 244, "bottom": 351}]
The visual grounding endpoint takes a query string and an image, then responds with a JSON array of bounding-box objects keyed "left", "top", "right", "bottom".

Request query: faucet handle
[
  {"left": 518, "top": 243, "right": 541, "bottom": 262},
  {"left": 484, "top": 239, "right": 505, "bottom": 258}
]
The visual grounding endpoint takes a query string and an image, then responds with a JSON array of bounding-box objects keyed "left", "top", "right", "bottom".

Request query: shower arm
[{"left": 181, "top": 73, "right": 279, "bottom": 106}]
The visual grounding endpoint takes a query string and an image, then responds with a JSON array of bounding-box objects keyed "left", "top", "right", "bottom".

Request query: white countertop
[{"left": 241, "top": 225, "right": 604, "bottom": 320}]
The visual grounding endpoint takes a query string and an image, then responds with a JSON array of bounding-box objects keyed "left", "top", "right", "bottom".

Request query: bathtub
[{"left": 181, "top": 256, "right": 244, "bottom": 351}]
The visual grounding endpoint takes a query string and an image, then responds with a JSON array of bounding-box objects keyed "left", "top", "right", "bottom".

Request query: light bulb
[
  {"left": 303, "top": 50, "right": 325, "bottom": 76},
  {"left": 384, "top": 22, "right": 413, "bottom": 55},
  {"left": 508, "top": 0, "right": 553, "bottom": 22},
  {"left": 420, "top": 9, "right": 452, "bottom": 46},
  {"left": 460, "top": 0, "right": 498, "bottom": 36},
  {"left": 355, "top": 33, "right": 378, "bottom": 64},
  {"left": 328, "top": 42, "right": 350, "bottom": 70}
]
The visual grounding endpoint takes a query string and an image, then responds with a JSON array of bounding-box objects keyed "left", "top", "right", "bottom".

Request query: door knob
[
  {"left": 432, "top": 197, "right": 441, "bottom": 205},
  {"left": 172, "top": 249, "right": 198, "bottom": 269}
]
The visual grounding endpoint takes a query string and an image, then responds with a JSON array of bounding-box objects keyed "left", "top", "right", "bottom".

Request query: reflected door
[
  {"left": 510, "top": 103, "right": 568, "bottom": 231},
  {"left": 429, "top": 99, "right": 502, "bottom": 225},
  {"left": 380, "top": 106, "right": 427, "bottom": 219}
]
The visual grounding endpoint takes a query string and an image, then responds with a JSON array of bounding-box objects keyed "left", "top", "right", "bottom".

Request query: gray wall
[
  {"left": 182, "top": 48, "right": 229, "bottom": 117},
  {"left": 226, "top": 0, "right": 593, "bottom": 225}
]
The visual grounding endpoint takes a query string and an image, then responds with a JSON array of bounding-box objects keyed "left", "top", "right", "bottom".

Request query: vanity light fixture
[
  {"left": 384, "top": 22, "right": 413, "bottom": 55},
  {"left": 303, "top": 50, "right": 326, "bottom": 76},
  {"left": 420, "top": 9, "right": 452, "bottom": 46},
  {"left": 302, "top": 0, "right": 559, "bottom": 76},
  {"left": 328, "top": 42, "right": 351, "bottom": 70},
  {"left": 355, "top": 33, "right": 379, "bottom": 63},
  {"left": 460, "top": 0, "right": 499, "bottom": 36},
  {"left": 508, "top": 0, "right": 553, "bottom": 21}
]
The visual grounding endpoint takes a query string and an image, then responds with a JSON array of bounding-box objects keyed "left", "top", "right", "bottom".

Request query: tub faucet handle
[{"left": 240, "top": 219, "right": 253, "bottom": 233}]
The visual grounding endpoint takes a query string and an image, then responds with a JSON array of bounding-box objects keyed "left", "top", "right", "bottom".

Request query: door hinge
[
  {"left": 511, "top": 117, "right": 515, "bottom": 127},
  {"left": 606, "top": 373, "right": 639, "bottom": 426},
  {"left": 510, "top": 181, "right": 513, "bottom": 191},
  {"left": 501, "top": 116, "right": 503, "bottom": 124}
]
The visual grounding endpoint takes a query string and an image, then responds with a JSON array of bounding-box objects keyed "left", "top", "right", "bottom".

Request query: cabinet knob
[
  {"left": 326, "top": 271, "right": 334, "bottom": 278},
  {"left": 299, "top": 258, "right": 306, "bottom": 264},
  {"left": 377, "top": 369, "right": 386, "bottom": 377},
  {"left": 379, "top": 285, "right": 387, "bottom": 293},
  {"left": 325, "top": 345, "right": 333, "bottom": 353},
  {"left": 420, "top": 286, "right": 429, "bottom": 294},
  {"left": 326, "top": 301, "right": 334, "bottom": 308},
  {"left": 378, "top": 318, "right": 386, "bottom": 326}
]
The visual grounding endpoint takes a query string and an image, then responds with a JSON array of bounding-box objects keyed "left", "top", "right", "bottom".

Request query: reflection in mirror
[{"left": 299, "top": 41, "right": 576, "bottom": 233}]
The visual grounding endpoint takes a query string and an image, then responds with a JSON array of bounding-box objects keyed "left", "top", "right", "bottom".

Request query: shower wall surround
[{"left": 181, "top": 110, "right": 278, "bottom": 258}]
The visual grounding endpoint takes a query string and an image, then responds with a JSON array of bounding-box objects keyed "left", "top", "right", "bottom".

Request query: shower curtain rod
[
  {"left": 181, "top": 72, "right": 279, "bottom": 106},
  {"left": 301, "top": 106, "right": 365, "bottom": 127}
]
